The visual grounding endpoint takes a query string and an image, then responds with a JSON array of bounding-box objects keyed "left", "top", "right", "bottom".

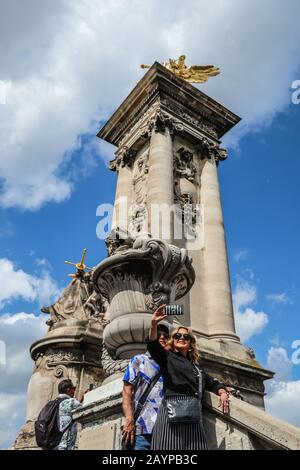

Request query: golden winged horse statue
[{"left": 141, "top": 54, "right": 220, "bottom": 84}]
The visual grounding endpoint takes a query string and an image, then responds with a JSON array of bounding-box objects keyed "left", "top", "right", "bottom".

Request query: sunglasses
[{"left": 173, "top": 333, "right": 192, "bottom": 341}]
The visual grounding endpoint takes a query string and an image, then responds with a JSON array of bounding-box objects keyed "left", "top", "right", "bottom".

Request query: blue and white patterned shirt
[
  {"left": 56, "top": 394, "right": 82, "bottom": 450},
  {"left": 123, "top": 352, "right": 163, "bottom": 435}
]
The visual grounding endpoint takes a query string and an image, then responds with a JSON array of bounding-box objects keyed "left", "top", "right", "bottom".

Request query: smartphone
[
  {"left": 164, "top": 305, "right": 184, "bottom": 315},
  {"left": 89, "top": 383, "right": 94, "bottom": 391}
]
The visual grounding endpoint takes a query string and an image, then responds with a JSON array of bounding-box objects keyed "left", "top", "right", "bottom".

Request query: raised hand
[{"left": 151, "top": 304, "right": 167, "bottom": 326}]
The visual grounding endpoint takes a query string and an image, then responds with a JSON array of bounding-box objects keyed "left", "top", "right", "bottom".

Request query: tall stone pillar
[
  {"left": 200, "top": 155, "right": 238, "bottom": 341},
  {"left": 110, "top": 148, "right": 135, "bottom": 233},
  {"left": 147, "top": 126, "right": 174, "bottom": 243}
]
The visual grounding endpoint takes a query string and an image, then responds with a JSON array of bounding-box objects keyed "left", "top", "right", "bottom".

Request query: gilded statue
[
  {"left": 41, "top": 249, "right": 105, "bottom": 328},
  {"left": 141, "top": 54, "right": 220, "bottom": 84}
]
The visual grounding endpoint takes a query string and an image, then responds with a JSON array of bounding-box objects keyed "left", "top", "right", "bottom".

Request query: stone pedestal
[{"left": 73, "top": 377, "right": 300, "bottom": 450}]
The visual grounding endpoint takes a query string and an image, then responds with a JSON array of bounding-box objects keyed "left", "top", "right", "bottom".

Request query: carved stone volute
[{"left": 93, "top": 236, "right": 195, "bottom": 358}]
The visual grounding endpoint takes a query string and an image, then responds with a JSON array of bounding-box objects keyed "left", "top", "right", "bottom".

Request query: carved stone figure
[
  {"left": 174, "top": 147, "right": 197, "bottom": 184},
  {"left": 41, "top": 270, "right": 105, "bottom": 329},
  {"left": 105, "top": 228, "right": 134, "bottom": 256},
  {"left": 132, "top": 152, "right": 149, "bottom": 205}
]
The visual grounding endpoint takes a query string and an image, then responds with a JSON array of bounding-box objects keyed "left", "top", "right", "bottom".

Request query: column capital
[
  {"left": 109, "top": 145, "right": 137, "bottom": 172},
  {"left": 140, "top": 110, "right": 184, "bottom": 139},
  {"left": 198, "top": 137, "right": 228, "bottom": 165}
]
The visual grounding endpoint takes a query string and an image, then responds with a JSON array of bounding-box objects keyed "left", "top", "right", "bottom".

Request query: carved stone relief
[
  {"left": 41, "top": 271, "right": 106, "bottom": 330},
  {"left": 129, "top": 151, "right": 149, "bottom": 235},
  {"left": 173, "top": 146, "right": 199, "bottom": 237},
  {"left": 101, "top": 342, "right": 129, "bottom": 377},
  {"left": 105, "top": 228, "right": 134, "bottom": 257}
]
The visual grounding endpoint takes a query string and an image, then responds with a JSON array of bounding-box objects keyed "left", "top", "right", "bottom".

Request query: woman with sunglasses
[{"left": 147, "top": 305, "right": 229, "bottom": 450}]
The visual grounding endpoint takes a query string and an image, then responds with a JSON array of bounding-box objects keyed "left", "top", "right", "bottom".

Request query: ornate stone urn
[{"left": 92, "top": 235, "right": 195, "bottom": 358}]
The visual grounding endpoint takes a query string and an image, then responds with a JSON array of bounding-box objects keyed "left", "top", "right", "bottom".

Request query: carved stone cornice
[
  {"left": 98, "top": 62, "right": 241, "bottom": 148},
  {"left": 105, "top": 83, "right": 161, "bottom": 147},
  {"left": 161, "top": 98, "right": 219, "bottom": 140}
]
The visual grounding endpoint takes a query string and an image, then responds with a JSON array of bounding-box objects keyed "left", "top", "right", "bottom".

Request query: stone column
[
  {"left": 200, "top": 156, "right": 239, "bottom": 342},
  {"left": 112, "top": 164, "right": 133, "bottom": 233},
  {"left": 147, "top": 126, "right": 174, "bottom": 244}
]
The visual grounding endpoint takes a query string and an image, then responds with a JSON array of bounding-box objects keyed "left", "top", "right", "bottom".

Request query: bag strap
[
  {"left": 134, "top": 369, "right": 162, "bottom": 422},
  {"left": 193, "top": 365, "right": 203, "bottom": 401}
]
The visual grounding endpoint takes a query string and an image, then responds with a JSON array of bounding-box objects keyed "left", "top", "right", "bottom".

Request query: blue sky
[
  {"left": 1, "top": 0, "right": 300, "bottom": 449},
  {"left": 223, "top": 102, "right": 300, "bottom": 375}
]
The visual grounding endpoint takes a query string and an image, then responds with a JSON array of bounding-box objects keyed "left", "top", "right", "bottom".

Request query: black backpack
[{"left": 35, "top": 397, "right": 71, "bottom": 449}]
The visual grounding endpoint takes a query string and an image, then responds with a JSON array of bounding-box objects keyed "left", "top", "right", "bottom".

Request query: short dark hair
[
  {"left": 58, "top": 379, "right": 75, "bottom": 394},
  {"left": 157, "top": 324, "right": 169, "bottom": 335}
]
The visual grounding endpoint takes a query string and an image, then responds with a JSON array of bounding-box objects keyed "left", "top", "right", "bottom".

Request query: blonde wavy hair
[{"left": 166, "top": 325, "right": 200, "bottom": 364}]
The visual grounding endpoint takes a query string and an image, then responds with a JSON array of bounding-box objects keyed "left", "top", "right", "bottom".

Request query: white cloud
[
  {"left": 264, "top": 346, "right": 300, "bottom": 431},
  {"left": 34, "top": 258, "right": 51, "bottom": 269},
  {"left": 233, "top": 281, "right": 256, "bottom": 312},
  {"left": 0, "top": 312, "right": 47, "bottom": 391},
  {"left": 265, "top": 381, "right": 300, "bottom": 429},
  {"left": 267, "top": 347, "right": 293, "bottom": 381},
  {"left": 0, "top": 312, "right": 47, "bottom": 449},
  {"left": 266, "top": 293, "right": 292, "bottom": 304},
  {"left": 234, "top": 250, "right": 248, "bottom": 262},
  {"left": 0, "top": 392, "right": 27, "bottom": 449},
  {"left": 233, "top": 281, "right": 268, "bottom": 342},
  {"left": 0, "top": 258, "right": 60, "bottom": 309},
  {"left": 1, "top": 0, "right": 300, "bottom": 209}
]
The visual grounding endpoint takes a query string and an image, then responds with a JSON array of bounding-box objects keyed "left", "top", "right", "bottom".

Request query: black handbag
[{"left": 165, "top": 366, "right": 202, "bottom": 424}]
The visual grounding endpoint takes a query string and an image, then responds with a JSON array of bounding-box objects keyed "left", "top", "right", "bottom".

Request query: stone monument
[
  {"left": 73, "top": 58, "right": 300, "bottom": 450},
  {"left": 14, "top": 57, "right": 300, "bottom": 450}
]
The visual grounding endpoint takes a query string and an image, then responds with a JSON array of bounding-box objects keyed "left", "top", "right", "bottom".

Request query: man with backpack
[
  {"left": 54, "top": 379, "right": 84, "bottom": 450},
  {"left": 121, "top": 323, "right": 170, "bottom": 450},
  {"left": 35, "top": 379, "right": 84, "bottom": 450}
]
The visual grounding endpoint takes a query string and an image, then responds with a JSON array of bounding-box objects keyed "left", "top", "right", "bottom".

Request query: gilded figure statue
[{"left": 141, "top": 54, "right": 220, "bottom": 84}]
